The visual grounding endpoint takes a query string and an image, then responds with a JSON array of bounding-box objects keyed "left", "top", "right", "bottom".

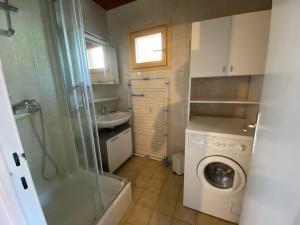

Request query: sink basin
[{"left": 96, "top": 111, "right": 131, "bottom": 128}]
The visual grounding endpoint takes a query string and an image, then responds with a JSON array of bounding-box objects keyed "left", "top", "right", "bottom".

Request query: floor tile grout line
[
  {"left": 146, "top": 209, "right": 155, "bottom": 225},
  {"left": 173, "top": 217, "right": 195, "bottom": 225}
]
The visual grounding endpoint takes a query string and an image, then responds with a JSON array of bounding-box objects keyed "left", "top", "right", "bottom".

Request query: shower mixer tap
[
  {"left": 12, "top": 99, "right": 59, "bottom": 180},
  {"left": 12, "top": 99, "right": 41, "bottom": 115}
]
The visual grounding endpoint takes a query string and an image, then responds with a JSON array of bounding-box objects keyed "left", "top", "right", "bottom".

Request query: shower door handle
[{"left": 74, "top": 82, "right": 88, "bottom": 110}]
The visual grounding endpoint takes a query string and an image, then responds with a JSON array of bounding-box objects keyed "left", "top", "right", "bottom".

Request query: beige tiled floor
[{"left": 115, "top": 156, "right": 237, "bottom": 225}]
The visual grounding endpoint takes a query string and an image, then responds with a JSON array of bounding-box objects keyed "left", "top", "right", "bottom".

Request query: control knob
[
  {"left": 236, "top": 144, "right": 246, "bottom": 151},
  {"left": 215, "top": 142, "right": 221, "bottom": 146}
]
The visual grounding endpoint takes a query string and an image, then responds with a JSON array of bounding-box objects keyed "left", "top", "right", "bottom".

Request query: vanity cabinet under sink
[{"left": 98, "top": 124, "right": 133, "bottom": 172}]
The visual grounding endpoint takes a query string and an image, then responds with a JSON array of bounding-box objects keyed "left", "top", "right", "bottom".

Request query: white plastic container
[{"left": 172, "top": 152, "right": 184, "bottom": 175}]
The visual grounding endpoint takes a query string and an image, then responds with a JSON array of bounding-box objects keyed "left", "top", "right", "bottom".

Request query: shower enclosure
[{"left": 0, "top": 0, "right": 128, "bottom": 225}]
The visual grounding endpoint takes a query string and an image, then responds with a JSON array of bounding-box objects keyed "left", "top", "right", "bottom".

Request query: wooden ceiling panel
[{"left": 94, "top": 0, "right": 136, "bottom": 10}]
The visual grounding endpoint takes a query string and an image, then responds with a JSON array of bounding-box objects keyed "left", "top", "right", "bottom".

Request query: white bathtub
[
  {"left": 96, "top": 179, "right": 132, "bottom": 225},
  {"left": 39, "top": 170, "right": 132, "bottom": 225}
]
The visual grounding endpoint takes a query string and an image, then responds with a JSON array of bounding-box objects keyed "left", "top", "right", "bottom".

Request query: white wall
[{"left": 107, "top": 0, "right": 272, "bottom": 156}]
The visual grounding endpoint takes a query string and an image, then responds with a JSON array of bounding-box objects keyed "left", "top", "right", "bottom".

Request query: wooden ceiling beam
[{"left": 94, "top": 0, "right": 136, "bottom": 10}]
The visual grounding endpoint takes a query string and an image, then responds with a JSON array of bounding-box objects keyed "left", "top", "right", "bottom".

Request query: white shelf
[
  {"left": 92, "top": 83, "right": 114, "bottom": 85},
  {"left": 190, "top": 98, "right": 260, "bottom": 105},
  {"left": 93, "top": 96, "right": 119, "bottom": 103}
]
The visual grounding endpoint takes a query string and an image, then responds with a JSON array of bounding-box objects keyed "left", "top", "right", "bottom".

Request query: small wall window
[{"left": 130, "top": 24, "right": 169, "bottom": 69}]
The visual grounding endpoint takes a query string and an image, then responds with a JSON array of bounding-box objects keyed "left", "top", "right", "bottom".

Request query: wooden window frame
[{"left": 130, "top": 24, "right": 169, "bottom": 70}]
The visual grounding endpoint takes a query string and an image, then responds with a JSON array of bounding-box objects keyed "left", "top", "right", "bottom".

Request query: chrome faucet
[
  {"left": 12, "top": 99, "right": 41, "bottom": 115},
  {"left": 101, "top": 106, "right": 111, "bottom": 115}
]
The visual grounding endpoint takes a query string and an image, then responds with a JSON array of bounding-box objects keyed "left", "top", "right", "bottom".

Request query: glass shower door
[
  {"left": 48, "top": 0, "right": 104, "bottom": 223},
  {"left": 50, "top": 0, "right": 102, "bottom": 173}
]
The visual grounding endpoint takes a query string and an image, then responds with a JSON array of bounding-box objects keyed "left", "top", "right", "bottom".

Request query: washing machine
[{"left": 183, "top": 116, "right": 254, "bottom": 223}]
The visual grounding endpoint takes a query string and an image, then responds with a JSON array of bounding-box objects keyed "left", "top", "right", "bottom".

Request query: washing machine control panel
[
  {"left": 188, "top": 133, "right": 252, "bottom": 153},
  {"left": 189, "top": 134, "right": 211, "bottom": 147},
  {"left": 212, "top": 137, "right": 251, "bottom": 153}
]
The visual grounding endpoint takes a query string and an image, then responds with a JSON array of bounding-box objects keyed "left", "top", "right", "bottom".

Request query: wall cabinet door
[
  {"left": 190, "top": 17, "right": 232, "bottom": 78},
  {"left": 227, "top": 10, "right": 271, "bottom": 76}
]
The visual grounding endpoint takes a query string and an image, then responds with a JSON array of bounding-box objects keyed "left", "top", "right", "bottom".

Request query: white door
[
  {"left": 190, "top": 17, "right": 231, "bottom": 78},
  {"left": 239, "top": 1, "right": 300, "bottom": 225},
  {"left": 227, "top": 10, "right": 271, "bottom": 76},
  {"left": 0, "top": 61, "right": 47, "bottom": 225}
]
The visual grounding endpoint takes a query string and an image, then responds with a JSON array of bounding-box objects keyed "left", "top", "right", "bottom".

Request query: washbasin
[{"left": 96, "top": 111, "right": 131, "bottom": 128}]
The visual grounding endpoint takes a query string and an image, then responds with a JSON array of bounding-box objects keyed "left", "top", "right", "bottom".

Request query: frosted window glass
[
  {"left": 135, "top": 33, "right": 163, "bottom": 63},
  {"left": 87, "top": 46, "right": 105, "bottom": 69}
]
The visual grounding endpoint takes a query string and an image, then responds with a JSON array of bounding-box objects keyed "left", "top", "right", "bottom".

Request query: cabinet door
[
  {"left": 119, "top": 128, "right": 133, "bottom": 162},
  {"left": 190, "top": 17, "right": 232, "bottom": 78},
  {"left": 106, "top": 128, "right": 133, "bottom": 173},
  {"left": 227, "top": 10, "right": 271, "bottom": 76},
  {"left": 106, "top": 134, "right": 122, "bottom": 172}
]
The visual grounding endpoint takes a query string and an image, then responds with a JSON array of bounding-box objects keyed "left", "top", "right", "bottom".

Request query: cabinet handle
[
  {"left": 123, "top": 129, "right": 130, "bottom": 134},
  {"left": 222, "top": 66, "right": 226, "bottom": 73},
  {"left": 110, "top": 136, "right": 119, "bottom": 142},
  {"left": 252, "top": 112, "right": 261, "bottom": 155},
  {"left": 74, "top": 82, "right": 88, "bottom": 110},
  {"left": 230, "top": 65, "right": 234, "bottom": 72}
]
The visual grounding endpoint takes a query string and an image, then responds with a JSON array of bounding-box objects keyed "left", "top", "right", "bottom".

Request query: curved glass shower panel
[
  {"left": 77, "top": 19, "right": 104, "bottom": 175},
  {"left": 50, "top": 0, "right": 105, "bottom": 222},
  {"left": 51, "top": 0, "right": 104, "bottom": 176}
]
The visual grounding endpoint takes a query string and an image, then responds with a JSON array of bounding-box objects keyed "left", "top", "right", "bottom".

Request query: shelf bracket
[{"left": 0, "top": 0, "right": 18, "bottom": 37}]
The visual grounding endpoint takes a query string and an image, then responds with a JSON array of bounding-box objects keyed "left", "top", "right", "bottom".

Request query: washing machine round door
[{"left": 197, "top": 156, "right": 246, "bottom": 195}]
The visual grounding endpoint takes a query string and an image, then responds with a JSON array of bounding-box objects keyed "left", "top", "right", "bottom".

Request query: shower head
[{"left": 12, "top": 99, "right": 41, "bottom": 115}]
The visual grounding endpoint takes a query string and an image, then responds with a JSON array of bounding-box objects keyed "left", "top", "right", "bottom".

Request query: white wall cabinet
[
  {"left": 106, "top": 128, "right": 132, "bottom": 172},
  {"left": 190, "top": 17, "right": 232, "bottom": 78},
  {"left": 190, "top": 10, "right": 271, "bottom": 77},
  {"left": 227, "top": 10, "right": 271, "bottom": 76}
]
